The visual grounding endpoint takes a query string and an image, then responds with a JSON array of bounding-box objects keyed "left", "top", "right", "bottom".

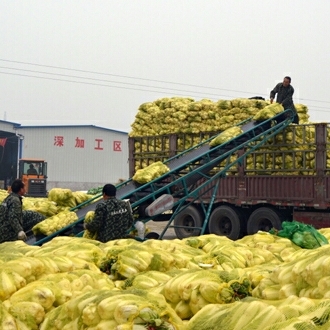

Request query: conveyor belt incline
[{"left": 29, "top": 109, "right": 294, "bottom": 245}]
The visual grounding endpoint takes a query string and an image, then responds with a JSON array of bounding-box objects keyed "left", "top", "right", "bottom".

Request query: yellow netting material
[
  {"left": 209, "top": 126, "right": 243, "bottom": 147},
  {"left": 132, "top": 161, "right": 170, "bottom": 184}
]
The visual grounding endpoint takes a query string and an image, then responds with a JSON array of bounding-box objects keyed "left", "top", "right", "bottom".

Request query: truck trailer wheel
[
  {"left": 173, "top": 205, "right": 203, "bottom": 239},
  {"left": 208, "top": 205, "right": 242, "bottom": 240},
  {"left": 247, "top": 207, "right": 282, "bottom": 235}
]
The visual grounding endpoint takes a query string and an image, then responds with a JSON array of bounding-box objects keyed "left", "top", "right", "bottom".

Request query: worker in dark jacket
[
  {"left": 270, "top": 76, "right": 299, "bottom": 124},
  {"left": 84, "top": 184, "right": 134, "bottom": 243},
  {"left": 0, "top": 179, "right": 27, "bottom": 243}
]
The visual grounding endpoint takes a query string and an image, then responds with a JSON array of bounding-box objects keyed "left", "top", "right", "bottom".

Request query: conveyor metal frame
[{"left": 29, "top": 109, "right": 294, "bottom": 245}]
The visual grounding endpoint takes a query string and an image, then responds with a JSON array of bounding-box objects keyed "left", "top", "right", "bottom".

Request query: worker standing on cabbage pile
[
  {"left": 270, "top": 76, "right": 299, "bottom": 124},
  {"left": 84, "top": 184, "right": 134, "bottom": 243},
  {"left": 0, "top": 179, "right": 27, "bottom": 243}
]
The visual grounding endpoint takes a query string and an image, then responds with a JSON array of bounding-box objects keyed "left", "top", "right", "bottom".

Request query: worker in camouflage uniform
[
  {"left": 0, "top": 179, "right": 27, "bottom": 243},
  {"left": 84, "top": 184, "right": 134, "bottom": 243}
]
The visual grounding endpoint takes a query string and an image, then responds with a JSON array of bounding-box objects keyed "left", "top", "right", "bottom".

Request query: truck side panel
[
  {"left": 326, "top": 179, "right": 330, "bottom": 201},
  {"left": 245, "top": 176, "right": 315, "bottom": 201},
  {"left": 199, "top": 176, "right": 317, "bottom": 205}
]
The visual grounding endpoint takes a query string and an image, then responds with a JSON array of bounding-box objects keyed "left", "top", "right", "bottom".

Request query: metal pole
[{"left": 15, "top": 130, "right": 24, "bottom": 178}]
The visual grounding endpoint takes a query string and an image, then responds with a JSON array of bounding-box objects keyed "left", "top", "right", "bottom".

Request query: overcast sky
[{"left": 1, "top": 1, "right": 329, "bottom": 133}]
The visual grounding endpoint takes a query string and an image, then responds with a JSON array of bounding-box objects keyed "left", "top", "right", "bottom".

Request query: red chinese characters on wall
[
  {"left": 54, "top": 136, "right": 64, "bottom": 147},
  {"left": 53, "top": 136, "right": 122, "bottom": 151},
  {"left": 94, "top": 139, "right": 103, "bottom": 150},
  {"left": 75, "top": 137, "right": 85, "bottom": 148},
  {"left": 113, "top": 141, "right": 122, "bottom": 151}
]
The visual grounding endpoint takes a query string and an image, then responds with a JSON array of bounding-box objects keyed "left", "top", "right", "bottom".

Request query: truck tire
[
  {"left": 208, "top": 205, "right": 242, "bottom": 240},
  {"left": 247, "top": 207, "right": 282, "bottom": 235},
  {"left": 173, "top": 205, "right": 203, "bottom": 239}
]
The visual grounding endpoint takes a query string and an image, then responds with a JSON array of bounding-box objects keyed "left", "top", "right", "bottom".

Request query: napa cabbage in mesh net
[
  {"left": 32, "top": 210, "right": 78, "bottom": 236},
  {"left": 209, "top": 126, "right": 243, "bottom": 147},
  {"left": 83, "top": 211, "right": 97, "bottom": 239},
  {"left": 133, "top": 161, "right": 170, "bottom": 184},
  {"left": 48, "top": 188, "right": 76, "bottom": 208},
  {"left": 253, "top": 103, "right": 284, "bottom": 121}
]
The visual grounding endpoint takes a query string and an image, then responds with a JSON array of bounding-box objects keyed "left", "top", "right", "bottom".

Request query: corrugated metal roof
[{"left": 14, "top": 124, "right": 127, "bottom": 134}]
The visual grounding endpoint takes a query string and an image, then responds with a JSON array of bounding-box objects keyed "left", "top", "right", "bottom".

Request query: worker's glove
[{"left": 18, "top": 231, "right": 27, "bottom": 241}]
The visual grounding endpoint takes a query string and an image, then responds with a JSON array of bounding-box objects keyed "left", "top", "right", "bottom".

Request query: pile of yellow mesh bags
[
  {"left": 130, "top": 97, "right": 309, "bottom": 137},
  {"left": 244, "top": 124, "right": 319, "bottom": 176},
  {"left": 2, "top": 232, "right": 330, "bottom": 328},
  {"left": 210, "top": 123, "right": 320, "bottom": 177},
  {"left": 129, "top": 97, "right": 325, "bottom": 176}
]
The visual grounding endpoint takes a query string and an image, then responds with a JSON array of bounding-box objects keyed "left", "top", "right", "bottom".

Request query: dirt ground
[{"left": 145, "top": 220, "right": 177, "bottom": 240}]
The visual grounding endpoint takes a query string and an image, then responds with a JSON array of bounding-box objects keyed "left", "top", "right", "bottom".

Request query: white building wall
[{"left": 17, "top": 125, "right": 129, "bottom": 191}]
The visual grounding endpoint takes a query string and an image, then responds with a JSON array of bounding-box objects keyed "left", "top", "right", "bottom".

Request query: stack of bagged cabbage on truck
[
  {"left": 129, "top": 97, "right": 323, "bottom": 176},
  {"left": 130, "top": 97, "right": 309, "bottom": 137},
  {"left": 1, "top": 230, "right": 330, "bottom": 329}
]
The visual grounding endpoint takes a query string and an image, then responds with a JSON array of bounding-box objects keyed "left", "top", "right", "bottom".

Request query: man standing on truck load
[
  {"left": 84, "top": 183, "right": 134, "bottom": 243},
  {"left": 0, "top": 179, "right": 27, "bottom": 243},
  {"left": 270, "top": 76, "right": 299, "bottom": 124}
]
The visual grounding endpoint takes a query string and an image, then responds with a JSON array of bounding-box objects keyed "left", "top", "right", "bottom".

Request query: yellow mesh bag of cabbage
[
  {"left": 48, "top": 188, "right": 76, "bottom": 208},
  {"left": 133, "top": 161, "right": 170, "bottom": 184},
  {"left": 41, "top": 288, "right": 184, "bottom": 330},
  {"left": 0, "top": 189, "right": 8, "bottom": 203},
  {"left": 253, "top": 103, "right": 284, "bottom": 121},
  {"left": 72, "top": 191, "right": 94, "bottom": 206},
  {"left": 32, "top": 210, "right": 78, "bottom": 236},
  {"left": 209, "top": 126, "right": 243, "bottom": 147},
  {"left": 0, "top": 302, "right": 18, "bottom": 330},
  {"left": 187, "top": 296, "right": 324, "bottom": 330},
  {"left": 186, "top": 298, "right": 286, "bottom": 330},
  {"left": 83, "top": 211, "right": 97, "bottom": 239},
  {"left": 23, "top": 198, "right": 59, "bottom": 217},
  {"left": 262, "top": 298, "right": 330, "bottom": 329},
  {"left": 6, "top": 269, "right": 115, "bottom": 327}
]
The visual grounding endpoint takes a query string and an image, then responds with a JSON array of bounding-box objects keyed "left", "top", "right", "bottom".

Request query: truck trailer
[{"left": 128, "top": 120, "right": 330, "bottom": 240}]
